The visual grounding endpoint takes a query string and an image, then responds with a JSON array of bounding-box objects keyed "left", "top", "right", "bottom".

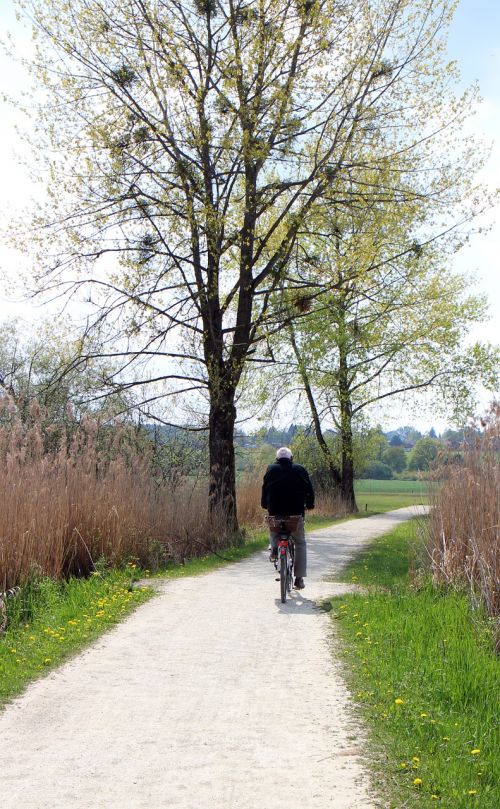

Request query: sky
[{"left": 0, "top": 0, "right": 498, "bottom": 431}]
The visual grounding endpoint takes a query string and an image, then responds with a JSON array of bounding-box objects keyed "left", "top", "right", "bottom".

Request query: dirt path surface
[{"left": 0, "top": 507, "right": 426, "bottom": 809}]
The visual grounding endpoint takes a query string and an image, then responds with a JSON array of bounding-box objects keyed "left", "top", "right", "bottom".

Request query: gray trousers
[{"left": 269, "top": 517, "right": 307, "bottom": 578}]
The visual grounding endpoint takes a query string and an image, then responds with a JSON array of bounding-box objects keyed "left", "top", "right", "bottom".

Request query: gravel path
[{"left": 0, "top": 507, "right": 427, "bottom": 809}]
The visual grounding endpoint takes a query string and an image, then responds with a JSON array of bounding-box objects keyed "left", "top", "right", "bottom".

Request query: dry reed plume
[
  {"left": 427, "top": 403, "right": 499, "bottom": 646},
  {"left": 0, "top": 399, "right": 232, "bottom": 591}
]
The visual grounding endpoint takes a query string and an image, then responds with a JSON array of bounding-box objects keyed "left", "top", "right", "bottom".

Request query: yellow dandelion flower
[
  {"left": 420, "top": 713, "right": 428, "bottom": 718},
  {"left": 413, "top": 778, "right": 422, "bottom": 786},
  {"left": 442, "top": 737, "right": 450, "bottom": 741},
  {"left": 468, "top": 790, "right": 477, "bottom": 796},
  {"left": 412, "top": 757, "right": 420, "bottom": 763},
  {"left": 400, "top": 762, "right": 407, "bottom": 769},
  {"left": 395, "top": 698, "right": 404, "bottom": 705},
  {"left": 431, "top": 796, "right": 438, "bottom": 800},
  {"left": 470, "top": 749, "right": 481, "bottom": 756}
]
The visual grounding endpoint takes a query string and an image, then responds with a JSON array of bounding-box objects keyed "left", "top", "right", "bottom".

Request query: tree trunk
[
  {"left": 208, "top": 386, "right": 238, "bottom": 533},
  {"left": 339, "top": 351, "right": 358, "bottom": 513},
  {"left": 340, "top": 411, "right": 357, "bottom": 512}
]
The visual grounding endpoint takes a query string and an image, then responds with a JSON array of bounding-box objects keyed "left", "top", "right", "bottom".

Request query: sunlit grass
[
  {"left": 331, "top": 520, "right": 499, "bottom": 808},
  {"left": 354, "top": 479, "right": 431, "bottom": 514},
  {"left": 355, "top": 479, "right": 431, "bottom": 494},
  {"left": 0, "top": 568, "right": 153, "bottom": 706}
]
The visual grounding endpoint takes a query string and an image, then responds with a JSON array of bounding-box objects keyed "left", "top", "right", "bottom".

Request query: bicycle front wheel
[{"left": 280, "top": 552, "right": 287, "bottom": 603}]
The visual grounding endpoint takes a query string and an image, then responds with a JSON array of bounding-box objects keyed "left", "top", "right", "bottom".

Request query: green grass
[
  {"left": 355, "top": 479, "right": 431, "bottom": 494},
  {"left": 330, "top": 520, "right": 499, "bottom": 808},
  {"left": 356, "top": 492, "right": 428, "bottom": 512},
  {"left": 334, "top": 518, "right": 425, "bottom": 589},
  {"left": 354, "top": 478, "right": 431, "bottom": 514},
  {"left": 0, "top": 567, "right": 153, "bottom": 706}
]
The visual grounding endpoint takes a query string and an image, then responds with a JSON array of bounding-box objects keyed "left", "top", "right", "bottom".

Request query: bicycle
[{"left": 267, "top": 515, "right": 302, "bottom": 603}]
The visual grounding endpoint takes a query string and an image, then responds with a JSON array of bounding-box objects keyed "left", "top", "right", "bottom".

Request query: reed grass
[
  {"left": 0, "top": 400, "right": 235, "bottom": 591},
  {"left": 426, "top": 403, "right": 499, "bottom": 646}
]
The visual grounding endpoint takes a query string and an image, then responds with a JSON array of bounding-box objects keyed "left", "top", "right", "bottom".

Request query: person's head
[{"left": 276, "top": 446, "right": 293, "bottom": 462}]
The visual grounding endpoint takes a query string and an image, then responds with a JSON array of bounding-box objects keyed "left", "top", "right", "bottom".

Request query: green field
[{"left": 354, "top": 478, "right": 431, "bottom": 512}]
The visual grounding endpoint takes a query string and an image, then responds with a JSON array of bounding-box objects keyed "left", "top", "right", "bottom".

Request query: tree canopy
[{"left": 12, "top": 0, "right": 497, "bottom": 524}]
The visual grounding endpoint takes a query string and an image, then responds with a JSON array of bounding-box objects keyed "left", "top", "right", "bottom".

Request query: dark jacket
[{"left": 261, "top": 458, "right": 315, "bottom": 516}]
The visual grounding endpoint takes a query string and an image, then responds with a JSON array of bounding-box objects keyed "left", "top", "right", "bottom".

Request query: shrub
[
  {"left": 382, "top": 446, "right": 407, "bottom": 472},
  {"left": 408, "top": 437, "right": 441, "bottom": 471},
  {"left": 362, "top": 460, "right": 393, "bottom": 479}
]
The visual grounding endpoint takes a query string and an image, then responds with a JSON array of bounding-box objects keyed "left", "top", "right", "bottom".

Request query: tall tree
[
  {"left": 263, "top": 190, "right": 498, "bottom": 510},
  {"left": 15, "top": 0, "right": 484, "bottom": 529}
]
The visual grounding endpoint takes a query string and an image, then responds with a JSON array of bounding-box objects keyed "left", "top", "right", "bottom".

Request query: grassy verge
[
  {"left": 330, "top": 520, "right": 499, "bottom": 808},
  {"left": 0, "top": 567, "right": 152, "bottom": 706}
]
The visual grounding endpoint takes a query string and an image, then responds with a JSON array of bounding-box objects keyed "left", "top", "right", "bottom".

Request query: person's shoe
[
  {"left": 269, "top": 551, "right": 277, "bottom": 562},
  {"left": 294, "top": 577, "right": 305, "bottom": 589}
]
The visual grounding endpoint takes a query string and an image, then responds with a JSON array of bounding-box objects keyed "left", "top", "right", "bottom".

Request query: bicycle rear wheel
[
  {"left": 280, "top": 552, "right": 287, "bottom": 603},
  {"left": 287, "top": 540, "right": 294, "bottom": 593}
]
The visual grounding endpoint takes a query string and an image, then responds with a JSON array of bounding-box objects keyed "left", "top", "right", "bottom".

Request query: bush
[
  {"left": 382, "top": 445, "right": 407, "bottom": 472},
  {"left": 408, "top": 437, "right": 441, "bottom": 470},
  {"left": 362, "top": 460, "right": 393, "bottom": 479}
]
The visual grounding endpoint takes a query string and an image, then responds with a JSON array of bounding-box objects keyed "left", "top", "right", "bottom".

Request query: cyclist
[{"left": 261, "top": 446, "right": 315, "bottom": 590}]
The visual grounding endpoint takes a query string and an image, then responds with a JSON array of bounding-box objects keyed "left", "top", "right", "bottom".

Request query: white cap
[{"left": 276, "top": 446, "right": 293, "bottom": 460}]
